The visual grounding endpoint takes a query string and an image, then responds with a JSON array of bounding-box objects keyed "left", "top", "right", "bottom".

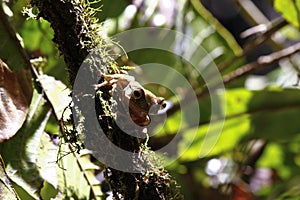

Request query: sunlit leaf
[
  {"left": 39, "top": 73, "right": 102, "bottom": 198},
  {"left": 38, "top": 74, "right": 71, "bottom": 120},
  {"left": 37, "top": 133, "right": 59, "bottom": 199},
  {"left": 37, "top": 133, "right": 59, "bottom": 190},
  {"left": 179, "top": 87, "right": 300, "bottom": 161},
  {"left": 274, "top": 0, "right": 300, "bottom": 28},
  {"left": 57, "top": 146, "right": 102, "bottom": 199},
  {"left": 75, "top": 151, "right": 103, "bottom": 199},
  {"left": 0, "top": 155, "right": 20, "bottom": 200},
  {"left": 256, "top": 143, "right": 290, "bottom": 178},
  {"left": 180, "top": 114, "right": 250, "bottom": 161}
]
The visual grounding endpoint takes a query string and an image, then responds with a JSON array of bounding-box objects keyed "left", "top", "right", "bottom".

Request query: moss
[
  {"left": 30, "top": 0, "right": 116, "bottom": 86},
  {"left": 31, "top": 0, "right": 183, "bottom": 199}
]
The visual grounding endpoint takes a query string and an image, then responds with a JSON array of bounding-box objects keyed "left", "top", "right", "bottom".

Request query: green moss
[{"left": 31, "top": 0, "right": 183, "bottom": 198}]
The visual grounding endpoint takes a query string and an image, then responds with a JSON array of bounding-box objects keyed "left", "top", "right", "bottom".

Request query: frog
[{"left": 95, "top": 73, "right": 166, "bottom": 127}]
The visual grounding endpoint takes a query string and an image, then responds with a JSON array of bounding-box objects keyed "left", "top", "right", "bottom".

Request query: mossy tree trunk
[{"left": 30, "top": 0, "right": 183, "bottom": 199}]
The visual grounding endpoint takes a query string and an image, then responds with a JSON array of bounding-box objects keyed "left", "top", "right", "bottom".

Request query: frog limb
[{"left": 94, "top": 73, "right": 135, "bottom": 89}]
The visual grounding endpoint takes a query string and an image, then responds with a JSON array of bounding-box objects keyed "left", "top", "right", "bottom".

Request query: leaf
[
  {"left": 275, "top": 0, "right": 300, "bottom": 28},
  {"left": 37, "top": 132, "right": 59, "bottom": 199},
  {"left": 57, "top": 146, "right": 103, "bottom": 199},
  {"left": 40, "top": 181, "right": 58, "bottom": 200},
  {"left": 0, "top": 91, "right": 52, "bottom": 199},
  {"left": 0, "top": 155, "right": 20, "bottom": 200},
  {"left": 94, "top": 0, "right": 129, "bottom": 21},
  {"left": 0, "top": 60, "right": 32, "bottom": 142},
  {"left": 37, "top": 132, "right": 59, "bottom": 190},
  {"left": 38, "top": 74, "right": 71, "bottom": 120},
  {"left": 0, "top": 6, "right": 31, "bottom": 71},
  {"left": 277, "top": 184, "right": 300, "bottom": 199},
  {"left": 75, "top": 151, "right": 103, "bottom": 199},
  {"left": 179, "top": 87, "right": 300, "bottom": 161},
  {"left": 20, "top": 19, "right": 68, "bottom": 85},
  {"left": 38, "top": 75, "right": 103, "bottom": 198},
  {"left": 244, "top": 87, "right": 300, "bottom": 141},
  {"left": 190, "top": 0, "right": 242, "bottom": 57},
  {"left": 0, "top": 6, "right": 33, "bottom": 142},
  {"left": 180, "top": 114, "right": 250, "bottom": 161},
  {"left": 256, "top": 143, "right": 290, "bottom": 178}
]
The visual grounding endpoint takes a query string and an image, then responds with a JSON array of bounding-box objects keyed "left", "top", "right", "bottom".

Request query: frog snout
[{"left": 149, "top": 97, "right": 166, "bottom": 114}]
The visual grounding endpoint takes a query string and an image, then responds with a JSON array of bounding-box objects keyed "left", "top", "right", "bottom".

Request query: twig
[
  {"left": 167, "top": 42, "right": 300, "bottom": 117},
  {"left": 242, "top": 17, "right": 288, "bottom": 54},
  {"left": 223, "top": 42, "right": 300, "bottom": 84},
  {"left": 217, "top": 17, "right": 287, "bottom": 73}
]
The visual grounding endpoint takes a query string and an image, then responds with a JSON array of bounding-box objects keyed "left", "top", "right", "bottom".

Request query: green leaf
[
  {"left": 40, "top": 181, "right": 58, "bottom": 200},
  {"left": 179, "top": 87, "right": 300, "bottom": 161},
  {"left": 257, "top": 143, "right": 290, "bottom": 178},
  {"left": 246, "top": 88, "right": 300, "bottom": 141},
  {"left": 94, "top": 0, "right": 129, "bottom": 21},
  {"left": 0, "top": 91, "right": 52, "bottom": 199},
  {"left": 20, "top": 18, "right": 68, "bottom": 85},
  {"left": 75, "top": 151, "right": 103, "bottom": 199},
  {"left": 37, "top": 132, "right": 59, "bottom": 200},
  {"left": 180, "top": 114, "right": 250, "bottom": 161},
  {"left": 274, "top": 0, "right": 300, "bottom": 28},
  {"left": 57, "top": 146, "right": 103, "bottom": 199},
  {"left": 38, "top": 73, "right": 102, "bottom": 198},
  {"left": 190, "top": 0, "right": 242, "bottom": 66},
  {"left": 38, "top": 74, "right": 71, "bottom": 120},
  {"left": 0, "top": 155, "right": 20, "bottom": 200},
  {"left": 0, "top": 6, "right": 31, "bottom": 71},
  {"left": 276, "top": 183, "right": 300, "bottom": 199},
  {"left": 20, "top": 19, "right": 53, "bottom": 52},
  {"left": 37, "top": 133, "right": 59, "bottom": 191}
]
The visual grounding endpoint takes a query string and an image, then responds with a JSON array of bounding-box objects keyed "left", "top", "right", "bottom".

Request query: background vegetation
[{"left": 1, "top": 0, "right": 300, "bottom": 199}]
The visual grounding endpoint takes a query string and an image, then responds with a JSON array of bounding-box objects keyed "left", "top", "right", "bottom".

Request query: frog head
[{"left": 126, "top": 82, "right": 166, "bottom": 126}]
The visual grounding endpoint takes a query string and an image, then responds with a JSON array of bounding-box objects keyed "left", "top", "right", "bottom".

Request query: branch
[
  {"left": 217, "top": 17, "right": 288, "bottom": 73},
  {"left": 167, "top": 42, "right": 300, "bottom": 118},
  {"left": 223, "top": 42, "right": 300, "bottom": 84}
]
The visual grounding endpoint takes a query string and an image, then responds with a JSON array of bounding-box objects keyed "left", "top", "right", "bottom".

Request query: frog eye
[
  {"left": 161, "top": 101, "right": 167, "bottom": 109},
  {"left": 132, "top": 89, "right": 143, "bottom": 99}
]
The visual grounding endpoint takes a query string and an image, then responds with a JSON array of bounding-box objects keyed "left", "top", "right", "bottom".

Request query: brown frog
[{"left": 95, "top": 73, "right": 166, "bottom": 126}]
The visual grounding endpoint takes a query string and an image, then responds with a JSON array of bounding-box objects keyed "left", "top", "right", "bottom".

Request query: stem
[{"left": 223, "top": 42, "right": 300, "bottom": 84}]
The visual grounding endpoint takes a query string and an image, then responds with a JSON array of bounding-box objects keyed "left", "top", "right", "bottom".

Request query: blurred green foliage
[
  {"left": 275, "top": 0, "right": 300, "bottom": 28},
  {"left": 1, "top": 0, "right": 300, "bottom": 199}
]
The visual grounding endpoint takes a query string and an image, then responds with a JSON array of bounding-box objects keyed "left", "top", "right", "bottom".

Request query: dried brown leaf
[{"left": 0, "top": 59, "right": 32, "bottom": 142}]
